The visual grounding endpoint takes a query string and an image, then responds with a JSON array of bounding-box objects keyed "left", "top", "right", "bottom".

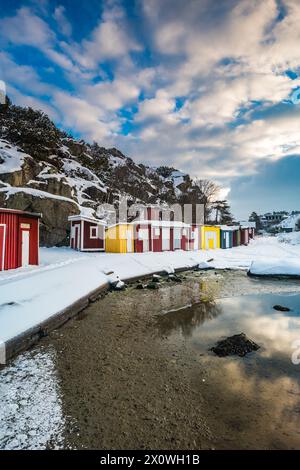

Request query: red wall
[
  {"left": 135, "top": 224, "right": 151, "bottom": 253},
  {"left": 18, "top": 216, "right": 39, "bottom": 266},
  {"left": 0, "top": 212, "right": 39, "bottom": 270},
  {"left": 83, "top": 221, "right": 104, "bottom": 250},
  {"left": 240, "top": 228, "right": 249, "bottom": 245},
  {"left": 152, "top": 227, "right": 162, "bottom": 252}
]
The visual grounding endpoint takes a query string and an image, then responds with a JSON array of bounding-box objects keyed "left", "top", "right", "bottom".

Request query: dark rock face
[
  {"left": 0, "top": 189, "right": 78, "bottom": 246},
  {"left": 273, "top": 305, "right": 291, "bottom": 312},
  {"left": 211, "top": 333, "right": 260, "bottom": 357}
]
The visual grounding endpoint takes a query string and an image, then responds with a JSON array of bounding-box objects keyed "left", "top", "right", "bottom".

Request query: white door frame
[{"left": 21, "top": 230, "right": 30, "bottom": 267}]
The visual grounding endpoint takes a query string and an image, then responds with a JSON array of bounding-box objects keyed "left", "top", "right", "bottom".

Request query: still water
[{"left": 156, "top": 289, "right": 300, "bottom": 449}]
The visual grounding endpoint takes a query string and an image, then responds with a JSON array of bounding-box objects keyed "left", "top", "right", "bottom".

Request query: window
[{"left": 90, "top": 226, "right": 98, "bottom": 239}]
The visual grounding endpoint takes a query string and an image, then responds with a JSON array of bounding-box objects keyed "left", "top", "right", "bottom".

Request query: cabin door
[
  {"left": 193, "top": 228, "right": 199, "bottom": 250},
  {"left": 206, "top": 232, "right": 216, "bottom": 249},
  {"left": 0, "top": 225, "right": 5, "bottom": 271},
  {"left": 127, "top": 230, "right": 133, "bottom": 252},
  {"left": 75, "top": 225, "right": 80, "bottom": 250},
  {"left": 162, "top": 228, "right": 170, "bottom": 251},
  {"left": 174, "top": 228, "right": 181, "bottom": 250},
  {"left": 21, "top": 230, "right": 30, "bottom": 266},
  {"left": 226, "top": 232, "right": 230, "bottom": 248}
]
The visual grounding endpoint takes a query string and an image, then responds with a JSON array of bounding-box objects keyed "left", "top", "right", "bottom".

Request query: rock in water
[
  {"left": 273, "top": 304, "right": 291, "bottom": 312},
  {"left": 211, "top": 333, "right": 260, "bottom": 357}
]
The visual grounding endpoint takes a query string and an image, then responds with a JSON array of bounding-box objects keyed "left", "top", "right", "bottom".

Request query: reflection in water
[
  {"left": 156, "top": 301, "right": 222, "bottom": 338},
  {"left": 0, "top": 347, "right": 65, "bottom": 450},
  {"left": 156, "top": 290, "right": 300, "bottom": 448}
]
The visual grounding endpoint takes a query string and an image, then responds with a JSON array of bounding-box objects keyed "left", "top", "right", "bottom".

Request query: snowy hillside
[
  {"left": 278, "top": 213, "right": 300, "bottom": 231},
  {"left": 0, "top": 101, "right": 207, "bottom": 246}
]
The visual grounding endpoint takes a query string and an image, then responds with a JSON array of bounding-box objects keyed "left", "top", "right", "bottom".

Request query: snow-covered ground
[{"left": 1, "top": 236, "right": 300, "bottom": 362}]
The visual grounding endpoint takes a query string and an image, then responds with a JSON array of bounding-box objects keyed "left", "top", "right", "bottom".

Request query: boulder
[
  {"left": 211, "top": 333, "right": 260, "bottom": 357},
  {"left": 0, "top": 189, "right": 79, "bottom": 246}
]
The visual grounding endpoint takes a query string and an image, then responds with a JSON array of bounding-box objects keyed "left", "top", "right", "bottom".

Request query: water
[{"left": 156, "top": 290, "right": 300, "bottom": 449}]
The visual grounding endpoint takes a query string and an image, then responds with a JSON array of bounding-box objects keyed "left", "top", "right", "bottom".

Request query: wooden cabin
[
  {"left": 105, "top": 223, "right": 134, "bottom": 253},
  {"left": 69, "top": 215, "right": 106, "bottom": 252},
  {"left": 132, "top": 220, "right": 191, "bottom": 252},
  {"left": 232, "top": 228, "right": 241, "bottom": 247},
  {"left": 0, "top": 208, "right": 40, "bottom": 271}
]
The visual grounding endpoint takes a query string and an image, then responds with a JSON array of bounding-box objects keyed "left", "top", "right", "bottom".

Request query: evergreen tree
[{"left": 213, "top": 200, "right": 234, "bottom": 224}]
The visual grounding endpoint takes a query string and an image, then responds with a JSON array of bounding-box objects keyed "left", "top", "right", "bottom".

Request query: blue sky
[{"left": 0, "top": 0, "right": 300, "bottom": 219}]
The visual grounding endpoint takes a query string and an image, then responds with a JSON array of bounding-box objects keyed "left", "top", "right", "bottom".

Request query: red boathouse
[
  {"left": 68, "top": 214, "right": 106, "bottom": 252},
  {"left": 0, "top": 208, "right": 40, "bottom": 271}
]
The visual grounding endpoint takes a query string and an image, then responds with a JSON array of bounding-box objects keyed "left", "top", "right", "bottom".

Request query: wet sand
[{"left": 2, "top": 269, "right": 300, "bottom": 449}]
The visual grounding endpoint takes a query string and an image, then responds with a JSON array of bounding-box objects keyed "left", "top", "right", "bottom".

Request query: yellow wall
[
  {"left": 105, "top": 224, "right": 134, "bottom": 253},
  {"left": 201, "top": 226, "right": 221, "bottom": 250}
]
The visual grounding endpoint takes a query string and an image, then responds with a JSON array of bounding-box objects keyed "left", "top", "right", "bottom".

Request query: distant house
[
  {"left": 0, "top": 208, "right": 40, "bottom": 271},
  {"left": 68, "top": 214, "right": 106, "bottom": 252}
]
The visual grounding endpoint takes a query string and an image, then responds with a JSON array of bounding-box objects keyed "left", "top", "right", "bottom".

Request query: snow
[
  {"left": 278, "top": 231, "right": 300, "bottom": 245},
  {"left": 278, "top": 213, "right": 300, "bottom": 230},
  {"left": 1, "top": 236, "right": 300, "bottom": 361},
  {"left": 0, "top": 347, "right": 65, "bottom": 449},
  {"left": 0, "top": 139, "right": 29, "bottom": 174},
  {"left": 249, "top": 258, "right": 300, "bottom": 277},
  {"left": 0, "top": 186, "right": 80, "bottom": 206}
]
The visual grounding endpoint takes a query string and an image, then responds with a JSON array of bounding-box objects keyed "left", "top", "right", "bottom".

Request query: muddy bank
[{"left": 2, "top": 269, "right": 300, "bottom": 449}]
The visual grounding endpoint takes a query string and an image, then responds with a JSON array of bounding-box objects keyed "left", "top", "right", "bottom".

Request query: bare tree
[{"left": 193, "top": 179, "right": 220, "bottom": 223}]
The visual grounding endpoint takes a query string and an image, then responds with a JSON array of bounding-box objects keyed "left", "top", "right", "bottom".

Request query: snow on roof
[
  {"left": 68, "top": 214, "right": 106, "bottom": 225},
  {"left": 240, "top": 221, "right": 256, "bottom": 228},
  {"left": 0, "top": 207, "right": 41, "bottom": 218},
  {"left": 130, "top": 220, "right": 191, "bottom": 228},
  {"left": 218, "top": 225, "right": 240, "bottom": 231}
]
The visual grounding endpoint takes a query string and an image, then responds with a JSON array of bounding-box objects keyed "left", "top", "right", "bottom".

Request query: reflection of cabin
[
  {"left": 201, "top": 226, "right": 220, "bottom": 250},
  {"left": 68, "top": 215, "right": 106, "bottom": 252},
  {"left": 105, "top": 223, "right": 134, "bottom": 253},
  {"left": 0, "top": 208, "right": 40, "bottom": 271}
]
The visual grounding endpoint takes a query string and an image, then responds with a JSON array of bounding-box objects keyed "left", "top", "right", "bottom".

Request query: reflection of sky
[
  {"left": 162, "top": 291, "right": 300, "bottom": 359},
  {"left": 159, "top": 291, "right": 300, "bottom": 447}
]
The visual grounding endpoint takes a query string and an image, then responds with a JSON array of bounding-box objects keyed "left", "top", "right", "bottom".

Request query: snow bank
[
  {"left": 277, "top": 231, "right": 300, "bottom": 245},
  {"left": 0, "top": 348, "right": 65, "bottom": 449},
  {"left": 249, "top": 258, "right": 300, "bottom": 277}
]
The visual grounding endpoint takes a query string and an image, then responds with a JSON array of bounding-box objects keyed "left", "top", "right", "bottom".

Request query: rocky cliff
[{"left": 0, "top": 100, "right": 206, "bottom": 246}]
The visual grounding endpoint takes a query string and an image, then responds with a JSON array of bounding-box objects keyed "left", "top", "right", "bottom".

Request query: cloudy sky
[{"left": 1, "top": 0, "right": 300, "bottom": 219}]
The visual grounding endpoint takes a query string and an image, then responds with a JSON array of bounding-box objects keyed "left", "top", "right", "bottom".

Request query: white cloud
[
  {"left": 53, "top": 91, "right": 120, "bottom": 142},
  {"left": 53, "top": 5, "right": 72, "bottom": 37}
]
